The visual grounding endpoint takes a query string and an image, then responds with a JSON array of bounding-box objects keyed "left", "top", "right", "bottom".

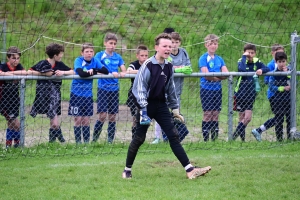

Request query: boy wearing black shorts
[{"left": 0, "top": 46, "right": 27, "bottom": 147}]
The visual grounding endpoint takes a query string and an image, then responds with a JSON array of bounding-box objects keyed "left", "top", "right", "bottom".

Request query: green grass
[{"left": 0, "top": 142, "right": 299, "bottom": 199}]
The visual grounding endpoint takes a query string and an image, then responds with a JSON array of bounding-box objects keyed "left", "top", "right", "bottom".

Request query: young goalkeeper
[{"left": 122, "top": 33, "right": 211, "bottom": 179}]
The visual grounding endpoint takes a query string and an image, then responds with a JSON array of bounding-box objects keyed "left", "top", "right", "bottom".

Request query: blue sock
[
  {"left": 107, "top": 122, "right": 116, "bottom": 143},
  {"left": 202, "top": 121, "right": 210, "bottom": 141},
  {"left": 82, "top": 126, "right": 90, "bottom": 143},
  {"left": 93, "top": 120, "right": 104, "bottom": 142},
  {"left": 74, "top": 126, "right": 82, "bottom": 144},
  {"left": 12, "top": 130, "right": 20, "bottom": 147}
]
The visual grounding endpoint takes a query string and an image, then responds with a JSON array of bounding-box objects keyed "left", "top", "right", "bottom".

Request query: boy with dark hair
[
  {"left": 252, "top": 52, "right": 291, "bottom": 141},
  {"left": 126, "top": 45, "right": 149, "bottom": 139},
  {"left": 153, "top": 32, "right": 192, "bottom": 143},
  {"left": 264, "top": 44, "right": 285, "bottom": 85},
  {"left": 233, "top": 43, "right": 269, "bottom": 141},
  {"left": 0, "top": 46, "right": 27, "bottom": 147},
  {"left": 93, "top": 33, "right": 126, "bottom": 144},
  {"left": 68, "top": 43, "right": 109, "bottom": 144},
  {"left": 251, "top": 44, "right": 285, "bottom": 140},
  {"left": 199, "top": 34, "right": 228, "bottom": 142},
  {"left": 29, "top": 43, "right": 74, "bottom": 143},
  {"left": 122, "top": 33, "right": 211, "bottom": 179}
]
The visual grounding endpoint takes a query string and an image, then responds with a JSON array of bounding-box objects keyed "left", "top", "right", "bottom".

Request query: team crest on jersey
[
  {"left": 209, "top": 61, "right": 214, "bottom": 68},
  {"left": 104, "top": 59, "right": 110, "bottom": 65}
]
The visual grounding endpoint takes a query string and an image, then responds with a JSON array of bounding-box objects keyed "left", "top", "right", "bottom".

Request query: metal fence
[{"left": 0, "top": 71, "right": 299, "bottom": 147}]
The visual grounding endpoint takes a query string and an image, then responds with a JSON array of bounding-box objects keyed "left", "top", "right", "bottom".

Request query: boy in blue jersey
[
  {"left": 252, "top": 52, "right": 290, "bottom": 142},
  {"left": 251, "top": 44, "right": 285, "bottom": 140},
  {"left": 233, "top": 44, "right": 269, "bottom": 141},
  {"left": 126, "top": 45, "right": 149, "bottom": 139},
  {"left": 154, "top": 32, "right": 192, "bottom": 144},
  {"left": 93, "top": 33, "right": 126, "bottom": 143},
  {"left": 263, "top": 44, "right": 285, "bottom": 85},
  {"left": 199, "top": 34, "right": 228, "bottom": 142},
  {"left": 29, "top": 43, "right": 74, "bottom": 143},
  {"left": 0, "top": 47, "right": 27, "bottom": 148},
  {"left": 122, "top": 33, "right": 211, "bottom": 179},
  {"left": 68, "top": 43, "right": 109, "bottom": 144}
]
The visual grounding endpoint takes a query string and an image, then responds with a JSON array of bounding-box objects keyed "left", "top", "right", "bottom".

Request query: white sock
[
  {"left": 184, "top": 164, "right": 193, "bottom": 171},
  {"left": 155, "top": 122, "right": 162, "bottom": 138},
  {"left": 260, "top": 125, "right": 266, "bottom": 132},
  {"left": 125, "top": 167, "right": 131, "bottom": 171}
]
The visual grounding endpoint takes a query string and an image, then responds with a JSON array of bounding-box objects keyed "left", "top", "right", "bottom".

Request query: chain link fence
[{"left": 0, "top": 72, "right": 299, "bottom": 148}]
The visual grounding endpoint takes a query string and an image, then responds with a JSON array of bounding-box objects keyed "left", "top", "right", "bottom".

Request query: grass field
[{"left": 0, "top": 142, "right": 299, "bottom": 199}]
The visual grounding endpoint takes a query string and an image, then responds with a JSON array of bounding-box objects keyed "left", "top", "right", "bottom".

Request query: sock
[
  {"left": 239, "top": 123, "right": 247, "bottom": 141},
  {"left": 82, "top": 126, "right": 90, "bottom": 143},
  {"left": 185, "top": 164, "right": 194, "bottom": 172},
  {"left": 12, "top": 130, "right": 20, "bottom": 147},
  {"left": 49, "top": 128, "right": 56, "bottom": 142},
  {"left": 107, "top": 122, "right": 116, "bottom": 143},
  {"left": 6, "top": 129, "right": 13, "bottom": 147},
  {"left": 233, "top": 122, "right": 243, "bottom": 139},
  {"left": 56, "top": 128, "right": 65, "bottom": 143},
  {"left": 202, "top": 121, "right": 210, "bottom": 141},
  {"left": 74, "top": 126, "right": 82, "bottom": 144},
  {"left": 211, "top": 121, "right": 219, "bottom": 141},
  {"left": 131, "top": 126, "right": 137, "bottom": 139},
  {"left": 124, "top": 167, "right": 131, "bottom": 171},
  {"left": 93, "top": 120, "right": 104, "bottom": 142},
  {"left": 154, "top": 122, "right": 162, "bottom": 138}
]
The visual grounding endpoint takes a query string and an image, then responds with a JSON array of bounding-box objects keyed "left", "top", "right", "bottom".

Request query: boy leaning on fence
[
  {"left": 29, "top": 43, "right": 74, "bottom": 144},
  {"left": 252, "top": 52, "right": 291, "bottom": 142},
  {"left": 199, "top": 34, "right": 228, "bottom": 142},
  {"left": 233, "top": 43, "right": 269, "bottom": 141},
  {"left": 126, "top": 45, "right": 149, "bottom": 139},
  {"left": 68, "top": 43, "right": 109, "bottom": 144},
  {"left": 251, "top": 44, "right": 285, "bottom": 141},
  {"left": 93, "top": 33, "right": 127, "bottom": 144},
  {"left": 122, "top": 33, "right": 211, "bottom": 180},
  {"left": 155, "top": 32, "right": 192, "bottom": 144},
  {"left": 0, "top": 46, "right": 27, "bottom": 148}
]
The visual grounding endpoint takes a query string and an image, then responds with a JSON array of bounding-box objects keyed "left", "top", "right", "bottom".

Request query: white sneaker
[{"left": 151, "top": 138, "right": 160, "bottom": 144}]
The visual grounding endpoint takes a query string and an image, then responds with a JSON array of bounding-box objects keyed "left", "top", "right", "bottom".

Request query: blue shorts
[
  {"left": 97, "top": 89, "right": 119, "bottom": 114},
  {"left": 200, "top": 88, "right": 222, "bottom": 111},
  {"left": 68, "top": 93, "right": 93, "bottom": 116}
]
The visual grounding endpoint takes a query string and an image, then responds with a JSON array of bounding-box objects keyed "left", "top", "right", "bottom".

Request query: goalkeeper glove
[
  {"left": 174, "top": 66, "right": 193, "bottom": 75},
  {"left": 172, "top": 109, "right": 185, "bottom": 124},
  {"left": 278, "top": 86, "right": 285, "bottom": 92},
  {"left": 139, "top": 108, "right": 151, "bottom": 125}
]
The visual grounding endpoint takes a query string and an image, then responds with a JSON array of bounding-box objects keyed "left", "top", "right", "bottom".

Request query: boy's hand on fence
[
  {"left": 278, "top": 86, "right": 285, "bottom": 92},
  {"left": 172, "top": 109, "right": 185, "bottom": 124},
  {"left": 140, "top": 108, "right": 151, "bottom": 125}
]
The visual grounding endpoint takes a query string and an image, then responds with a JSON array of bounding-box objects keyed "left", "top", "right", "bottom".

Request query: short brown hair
[
  {"left": 7, "top": 46, "right": 21, "bottom": 58},
  {"left": 271, "top": 43, "right": 284, "bottom": 52},
  {"left": 204, "top": 34, "right": 219, "bottom": 43},
  {"left": 46, "top": 43, "right": 64, "bottom": 58},
  {"left": 104, "top": 32, "right": 118, "bottom": 42},
  {"left": 81, "top": 43, "right": 94, "bottom": 52},
  {"left": 170, "top": 32, "right": 182, "bottom": 41},
  {"left": 155, "top": 33, "right": 171, "bottom": 45},
  {"left": 136, "top": 45, "right": 148, "bottom": 54},
  {"left": 243, "top": 43, "right": 256, "bottom": 52}
]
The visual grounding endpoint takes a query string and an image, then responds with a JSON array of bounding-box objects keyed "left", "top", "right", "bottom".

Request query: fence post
[
  {"left": 1, "top": 20, "right": 6, "bottom": 64},
  {"left": 227, "top": 75, "right": 234, "bottom": 140},
  {"left": 19, "top": 78, "right": 26, "bottom": 147},
  {"left": 290, "top": 31, "right": 299, "bottom": 137}
]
